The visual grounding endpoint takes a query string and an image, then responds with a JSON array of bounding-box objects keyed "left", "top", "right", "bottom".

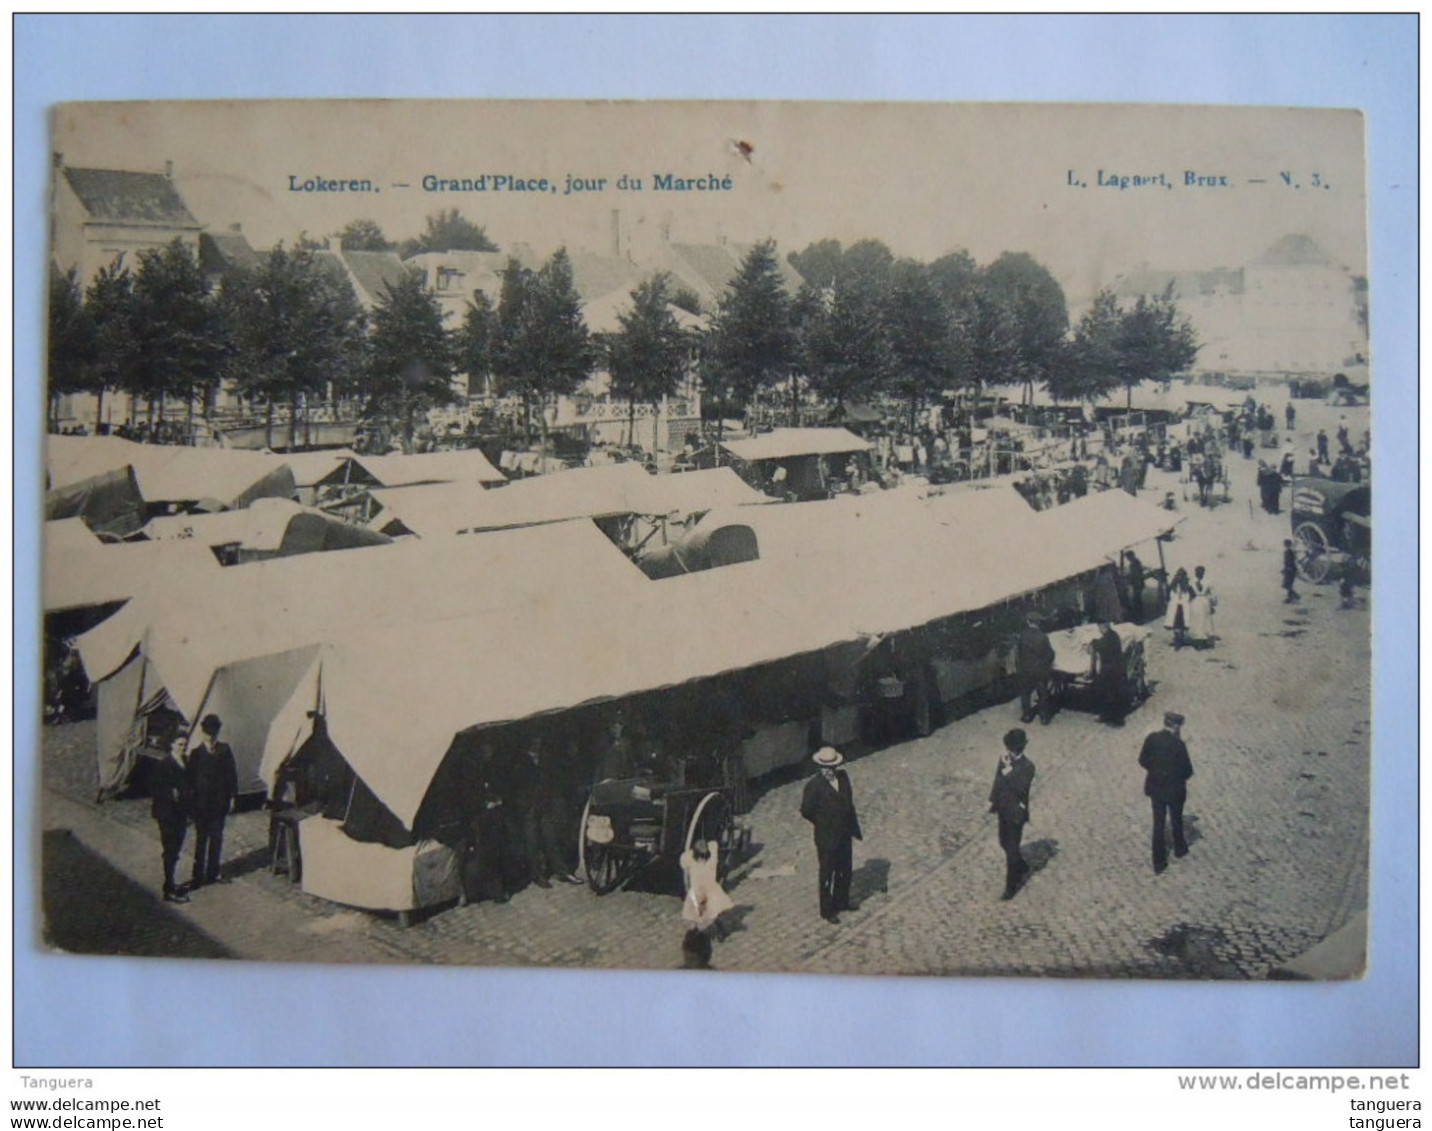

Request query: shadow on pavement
[
  {"left": 41, "top": 829, "right": 232, "bottom": 959},
  {"left": 851, "top": 857, "right": 891, "bottom": 905},
  {"left": 1024, "top": 837, "right": 1060, "bottom": 876}
]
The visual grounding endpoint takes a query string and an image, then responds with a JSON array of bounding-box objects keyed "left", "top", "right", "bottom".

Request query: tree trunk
[
  {"left": 790, "top": 372, "right": 799, "bottom": 421},
  {"left": 186, "top": 393, "right": 195, "bottom": 445},
  {"left": 288, "top": 393, "right": 299, "bottom": 452},
  {"left": 265, "top": 402, "right": 274, "bottom": 450},
  {"left": 628, "top": 397, "right": 637, "bottom": 449},
  {"left": 95, "top": 385, "right": 106, "bottom": 433},
  {"left": 538, "top": 397, "right": 549, "bottom": 471}
]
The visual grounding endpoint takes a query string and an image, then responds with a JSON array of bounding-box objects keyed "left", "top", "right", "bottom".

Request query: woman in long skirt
[
  {"left": 1164, "top": 568, "right": 1193, "bottom": 650},
  {"left": 1187, "top": 565, "right": 1216, "bottom": 647}
]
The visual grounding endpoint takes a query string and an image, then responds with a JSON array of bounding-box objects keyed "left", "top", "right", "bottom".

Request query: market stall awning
[{"left": 719, "top": 427, "right": 873, "bottom": 462}]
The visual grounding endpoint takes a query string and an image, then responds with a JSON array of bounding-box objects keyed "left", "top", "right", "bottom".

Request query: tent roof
[
  {"left": 1032, "top": 490, "right": 1185, "bottom": 568},
  {"left": 141, "top": 497, "right": 306, "bottom": 550},
  {"left": 273, "top": 449, "right": 360, "bottom": 488},
  {"left": 356, "top": 448, "right": 506, "bottom": 487},
  {"left": 366, "top": 464, "right": 764, "bottom": 537},
  {"left": 46, "top": 435, "right": 296, "bottom": 506},
  {"left": 290, "top": 487, "right": 1099, "bottom": 825},
  {"left": 724, "top": 428, "right": 874, "bottom": 461},
  {"left": 75, "top": 518, "right": 645, "bottom": 722},
  {"left": 720, "top": 428, "right": 873, "bottom": 461},
  {"left": 301, "top": 557, "right": 839, "bottom": 826},
  {"left": 45, "top": 520, "right": 219, "bottom": 614}
]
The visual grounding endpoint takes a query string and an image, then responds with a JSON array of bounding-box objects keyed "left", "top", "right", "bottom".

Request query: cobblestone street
[{"left": 38, "top": 433, "right": 1370, "bottom": 981}]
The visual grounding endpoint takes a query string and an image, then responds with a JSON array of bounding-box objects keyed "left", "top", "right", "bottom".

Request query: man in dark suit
[
  {"left": 800, "top": 747, "right": 862, "bottom": 924},
  {"left": 187, "top": 713, "right": 239, "bottom": 890},
  {"left": 989, "top": 728, "right": 1036, "bottom": 900},
  {"left": 1139, "top": 711, "right": 1194, "bottom": 874},
  {"left": 1014, "top": 615, "right": 1056, "bottom": 725},
  {"left": 150, "top": 734, "right": 192, "bottom": 903}
]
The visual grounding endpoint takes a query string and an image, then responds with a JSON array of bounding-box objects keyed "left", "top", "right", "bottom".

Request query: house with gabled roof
[{"left": 51, "top": 157, "right": 204, "bottom": 286}]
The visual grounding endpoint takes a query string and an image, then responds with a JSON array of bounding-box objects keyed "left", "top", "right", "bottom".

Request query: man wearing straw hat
[{"left": 800, "top": 747, "right": 863, "bottom": 924}]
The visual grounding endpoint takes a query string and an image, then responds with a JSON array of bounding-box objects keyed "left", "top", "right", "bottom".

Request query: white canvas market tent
[
  {"left": 44, "top": 518, "right": 220, "bottom": 615},
  {"left": 77, "top": 520, "right": 645, "bottom": 794},
  {"left": 365, "top": 463, "right": 769, "bottom": 538},
  {"left": 261, "top": 487, "right": 1175, "bottom": 830},
  {"left": 46, "top": 434, "right": 297, "bottom": 509},
  {"left": 718, "top": 428, "right": 873, "bottom": 462}
]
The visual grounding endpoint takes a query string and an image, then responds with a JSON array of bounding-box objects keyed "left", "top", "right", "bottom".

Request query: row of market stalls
[{"left": 67, "top": 472, "right": 1182, "bottom": 919}]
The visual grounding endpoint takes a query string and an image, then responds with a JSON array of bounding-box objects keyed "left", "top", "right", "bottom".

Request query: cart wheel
[
  {"left": 584, "top": 843, "right": 627, "bottom": 895},
  {"left": 1294, "top": 522, "right": 1332, "bottom": 584},
  {"left": 579, "top": 795, "right": 627, "bottom": 895},
  {"left": 685, "top": 792, "right": 734, "bottom": 881}
]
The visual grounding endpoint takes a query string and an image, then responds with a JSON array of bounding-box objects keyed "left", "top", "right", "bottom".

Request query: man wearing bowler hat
[
  {"left": 989, "top": 728, "right": 1036, "bottom": 900},
  {"left": 1139, "top": 711, "right": 1194, "bottom": 874},
  {"left": 800, "top": 747, "right": 862, "bottom": 924},
  {"left": 187, "top": 713, "right": 239, "bottom": 890}
]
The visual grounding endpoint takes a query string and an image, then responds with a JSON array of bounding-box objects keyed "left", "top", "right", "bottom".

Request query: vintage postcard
[{"left": 41, "top": 100, "right": 1369, "bottom": 979}]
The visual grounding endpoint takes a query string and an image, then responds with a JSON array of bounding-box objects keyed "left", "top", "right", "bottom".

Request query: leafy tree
[
  {"left": 954, "top": 287, "right": 1021, "bottom": 395},
  {"left": 47, "top": 265, "right": 96, "bottom": 429},
  {"left": 84, "top": 256, "right": 141, "bottom": 428},
  {"left": 1049, "top": 285, "right": 1198, "bottom": 407},
  {"left": 981, "top": 252, "right": 1069, "bottom": 405},
  {"left": 669, "top": 286, "right": 703, "bottom": 317},
  {"left": 1050, "top": 289, "right": 1123, "bottom": 404},
  {"left": 884, "top": 260, "right": 958, "bottom": 428},
  {"left": 130, "top": 239, "right": 224, "bottom": 425},
  {"left": 606, "top": 273, "right": 690, "bottom": 447},
  {"left": 1112, "top": 284, "right": 1199, "bottom": 406},
  {"left": 218, "top": 242, "right": 368, "bottom": 447},
  {"left": 795, "top": 252, "right": 892, "bottom": 412},
  {"left": 338, "top": 218, "right": 395, "bottom": 251},
  {"left": 927, "top": 249, "right": 980, "bottom": 307},
  {"left": 701, "top": 239, "right": 795, "bottom": 433},
  {"left": 401, "top": 208, "right": 499, "bottom": 257},
  {"left": 788, "top": 239, "right": 846, "bottom": 289},
  {"left": 366, "top": 270, "right": 458, "bottom": 450},
  {"left": 492, "top": 248, "right": 595, "bottom": 450},
  {"left": 457, "top": 290, "right": 497, "bottom": 398}
]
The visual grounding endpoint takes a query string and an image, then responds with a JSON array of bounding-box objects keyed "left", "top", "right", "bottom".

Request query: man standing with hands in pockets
[
  {"left": 801, "top": 747, "right": 862, "bottom": 924},
  {"left": 187, "top": 713, "right": 239, "bottom": 890}
]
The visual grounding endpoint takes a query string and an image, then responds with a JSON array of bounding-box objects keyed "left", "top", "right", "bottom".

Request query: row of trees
[
  {"left": 701, "top": 238, "right": 1198, "bottom": 431},
  {"left": 47, "top": 238, "right": 610, "bottom": 450},
  {"left": 49, "top": 229, "right": 1198, "bottom": 447}
]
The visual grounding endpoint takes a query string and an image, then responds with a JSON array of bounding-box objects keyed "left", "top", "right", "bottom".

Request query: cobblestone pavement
[{"left": 39, "top": 411, "right": 1370, "bottom": 979}]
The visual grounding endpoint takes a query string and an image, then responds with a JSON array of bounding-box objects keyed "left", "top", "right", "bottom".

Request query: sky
[{"left": 53, "top": 99, "right": 1367, "bottom": 311}]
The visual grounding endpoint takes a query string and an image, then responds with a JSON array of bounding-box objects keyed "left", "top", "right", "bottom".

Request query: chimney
[
  {"left": 52, "top": 151, "right": 63, "bottom": 169},
  {"left": 229, "top": 222, "right": 243, "bottom": 234},
  {"left": 164, "top": 160, "right": 174, "bottom": 180}
]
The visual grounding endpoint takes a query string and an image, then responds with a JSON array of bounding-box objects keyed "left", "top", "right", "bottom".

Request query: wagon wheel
[
  {"left": 685, "top": 791, "right": 734, "bottom": 883},
  {"left": 579, "top": 795, "right": 629, "bottom": 895},
  {"left": 1294, "top": 521, "right": 1332, "bottom": 584}
]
